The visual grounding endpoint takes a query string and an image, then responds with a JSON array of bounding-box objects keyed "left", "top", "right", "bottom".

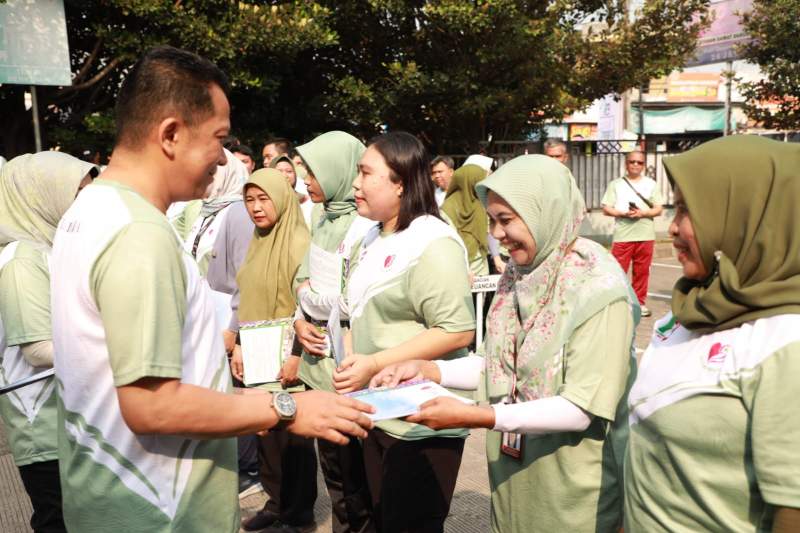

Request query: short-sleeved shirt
[
  {"left": 348, "top": 219, "right": 475, "bottom": 440},
  {"left": 0, "top": 241, "right": 58, "bottom": 466},
  {"left": 487, "top": 301, "right": 636, "bottom": 533},
  {"left": 626, "top": 312, "right": 800, "bottom": 532},
  {"left": 601, "top": 177, "right": 663, "bottom": 242},
  {"left": 51, "top": 179, "right": 238, "bottom": 532}
]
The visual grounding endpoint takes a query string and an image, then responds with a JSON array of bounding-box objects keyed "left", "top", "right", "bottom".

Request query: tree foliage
[
  {"left": 739, "top": 0, "right": 800, "bottom": 130},
  {"left": 314, "top": 0, "right": 710, "bottom": 152},
  {"left": 0, "top": 0, "right": 710, "bottom": 158}
]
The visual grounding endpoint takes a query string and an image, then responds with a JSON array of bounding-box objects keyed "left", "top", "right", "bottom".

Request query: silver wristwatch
[{"left": 270, "top": 391, "right": 297, "bottom": 429}]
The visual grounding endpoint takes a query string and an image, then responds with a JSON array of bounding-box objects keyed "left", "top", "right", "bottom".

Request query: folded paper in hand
[{"left": 346, "top": 379, "right": 474, "bottom": 421}]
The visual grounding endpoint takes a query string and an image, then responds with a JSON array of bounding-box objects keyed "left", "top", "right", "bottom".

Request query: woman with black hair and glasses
[{"left": 332, "top": 131, "right": 475, "bottom": 533}]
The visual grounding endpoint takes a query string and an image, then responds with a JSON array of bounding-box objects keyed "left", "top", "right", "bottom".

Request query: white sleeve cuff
[
  {"left": 492, "top": 395, "right": 592, "bottom": 435},
  {"left": 434, "top": 355, "right": 483, "bottom": 390}
]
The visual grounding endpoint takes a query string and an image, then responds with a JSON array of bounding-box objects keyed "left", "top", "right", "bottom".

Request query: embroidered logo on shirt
[
  {"left": 384, "top": 255, "right": 395, "bottom": 269},
  {"left": 656, "top": 316, "right": 680, "bottom": 341},
  {"left": 706, "top": 342, "right": 732, "bottom": 366}
]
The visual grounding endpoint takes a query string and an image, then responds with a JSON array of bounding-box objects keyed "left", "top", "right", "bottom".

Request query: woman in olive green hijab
[
  {"left": 626, "top": 135, "right": 800, "bottom": 532},
  {"left": 442, "top": 163, "right": 490, "bottom": 276},
  {"left": 229, "top": 168, "right": 318, "bottom": 532}
]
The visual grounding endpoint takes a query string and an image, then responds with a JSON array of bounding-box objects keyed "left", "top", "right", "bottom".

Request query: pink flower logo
[
  {"left": 707, "top": 342, "right": 731, "bottom": 365},
  {"left": 384, "top": 255, "right": 395, "bottom": 269}
]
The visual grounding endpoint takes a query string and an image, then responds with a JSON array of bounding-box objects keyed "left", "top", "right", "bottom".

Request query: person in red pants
[{"left": 601, "top": 151, "right": 663, "bottom": 317}]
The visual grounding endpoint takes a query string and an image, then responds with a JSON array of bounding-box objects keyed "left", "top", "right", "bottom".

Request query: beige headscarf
[
  {"left": 236, "top": 168, "right": 311, "bottom": 321},
  {"left": 0, "top": 151, "right": 97, "bottom": 249}
]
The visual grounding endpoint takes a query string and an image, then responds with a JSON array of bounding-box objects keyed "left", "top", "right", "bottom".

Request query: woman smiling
[
  {"left": 334, "top": 131, "right": 475, "bottom": 533},
  {"left": 625, "top": 135, "right": 800, "bottom": 532},
  {"left": 371, "top": 154, "right": 639, "bottom": 533}
]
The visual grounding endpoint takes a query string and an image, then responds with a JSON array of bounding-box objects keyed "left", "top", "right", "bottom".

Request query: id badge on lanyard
[{"left": 500, "top": 288, "right": 525, "bottom": 461}]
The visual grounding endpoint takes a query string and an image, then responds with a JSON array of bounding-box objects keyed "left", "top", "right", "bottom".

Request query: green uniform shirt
[
  {"left": 487, "top": 301, "right": 635, "bottom": 533},
  {"left": 601, "top": 177, "right": 663, "bottom": 242},
  {"left": 0, "top": 241, "right": 58, "bottom": 466},
  {"left": 626, "top": 313, "right": 800, "bottom": 532},
  {"left": 350, "top": 233, "right": 475, "bottom": 440},
  {"left": 51, "top": 179, "right": 238, "bottom": 532}
]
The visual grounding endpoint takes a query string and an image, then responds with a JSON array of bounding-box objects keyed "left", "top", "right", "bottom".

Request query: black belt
[{"left": 309, "top": 317, "right": 350, "bottom": 329}]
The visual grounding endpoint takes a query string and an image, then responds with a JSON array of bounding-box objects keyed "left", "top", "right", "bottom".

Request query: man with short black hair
[
  {"left": 51, "top": 45, "right": 373, "bottom": 532},
  {"left": 544, "top": 138, "right": 569, "bottom": 165},
  {"left": 601, "top": 150, "right": 663, "bottom": 317},
  {"left": 262, "top": 138, "right": 292, "bottom": 168},
  {"left": 232, "top": 144, "right": 256, "bottom": 174},
  {"left": 431, "top": 155, "right": 454, "bottom": 206}
]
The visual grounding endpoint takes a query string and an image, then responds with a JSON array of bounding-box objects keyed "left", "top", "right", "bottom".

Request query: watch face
[{"left": 274, "top": 392, "right": 296, "bottom": 419}]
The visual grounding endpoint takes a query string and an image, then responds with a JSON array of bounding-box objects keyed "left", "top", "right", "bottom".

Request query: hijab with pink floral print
[{"left": 475, "top": 155, "right": 638, "bottom": 402}]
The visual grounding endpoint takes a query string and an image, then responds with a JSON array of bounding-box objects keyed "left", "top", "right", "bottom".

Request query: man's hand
[
  {"left": 628, "top": 208, "right": 643, "bottom": 219},
  {"left": 222, "top": 329, "right": 237, "bottom": 354},
  {"left": 289, "top": 390, "right": 375, "bottom": 444},
  {"left": 294, "top": 319, "right": 328, "bottom": 357},
  {"left": 230, "top": 344, "right": 244, "bottom": 382},
  {"left": 332, "top": 354, "right": 378, "bottom": 394},
  {"left": 369, "top": 360, "right": 439, "bottom": 389},
  {"left": 278, "top": 355, "right": 302, "bottom": 388},
  {"left": 405, "top": 397, "right": 494, "bottom": 430}
]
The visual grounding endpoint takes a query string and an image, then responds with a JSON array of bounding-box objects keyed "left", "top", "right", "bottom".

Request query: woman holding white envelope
[
  {"left": 292, "top": 130, "right": 377, "bottom": 533},
  {"left": 333, "top": 131, "right": 476, "bottom": 533},
  {"left": 372, "top": 155, "right": 638, "bottom": 533},
  {"left": 229, "top": 169, "right": 318, "bottom": 533}
]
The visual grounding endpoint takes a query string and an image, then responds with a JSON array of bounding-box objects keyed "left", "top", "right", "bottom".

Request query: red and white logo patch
[
  {"left": 707, "top": 342, "right": 732, "bottom": 365},
  {"left": 384, "top": 255, "right": 395, "bottom": 269}
]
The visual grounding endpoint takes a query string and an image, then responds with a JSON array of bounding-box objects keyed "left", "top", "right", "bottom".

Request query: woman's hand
[
  {"left": 222, "top": 329, "right": 237, "bottom": 354},
  {"left": 369, "top": 360, "right": 439, "bottom": 388},
  {"left": 493, "top": 256, "right": 506, "bottom": 275},
  {"left": 294, "top": 319, "right": 328, "bottom": 357},
  {"left": 278, "top": 355, "right": 302, "bottom": 388},
  {"left": 405, "top": 397, "right": 495, "bottom": 430},
  {"left": 332, "top": 354, "right": 378, "bottom": 394},
  {"left": 230, "top": 344, "right": 244, "bottom": 382}
]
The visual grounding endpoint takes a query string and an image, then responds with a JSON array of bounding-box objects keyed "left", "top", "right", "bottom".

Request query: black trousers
[
  {"left": 258, "top": 429, "right": 318, "bottom": 525},
  {"left": 238, "top": 434, "right": 259, "bottom": 474},
  {"left": 362, "top": 429, "right": 464, "bottom": 533},
  {"left": 18, "top": 460, "right": 66, "bottom": 533},
  {"left": 318, "top": 436, "right": 375, "bottom": 533}
]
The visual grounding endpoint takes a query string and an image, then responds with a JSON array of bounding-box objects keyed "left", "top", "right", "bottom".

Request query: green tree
[
  {"left": 739, "top": 0, "right": 800, "bottom": 130},
  {"left": 0, "top": 0, "right": 335, "bottom": 158},
  {"left": 313, "top": 0, "right": 711, "bottom": 153}
]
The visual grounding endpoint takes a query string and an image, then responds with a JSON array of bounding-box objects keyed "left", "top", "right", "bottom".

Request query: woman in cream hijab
[
  {"left": 372, "top": 155, "right": 638, "bottom": 533},
  {"left": 229, "top": 169, "right": 318, "bottom": 533},
  {"left": 0, "top": 151, "right": 97, "bottom": 532}
]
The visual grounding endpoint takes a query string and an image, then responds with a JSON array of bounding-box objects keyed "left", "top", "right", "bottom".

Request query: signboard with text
[
  {"left": 0, "top": 0, "right": 72, "bottom": 86},
  {"left": 688, "top": 0, "right": 752, "bottom": 66}
]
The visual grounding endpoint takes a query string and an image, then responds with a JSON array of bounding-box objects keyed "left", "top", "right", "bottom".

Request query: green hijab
[
  {"left": 0, "top": 152, "right": 97, "bottom": 249},
  {"left": 476, "top": 155, "right": 635, "bottom": 402},
  {"left": 442, "top": 164, "right": 489, "bottom": 259},
  {"left": 665, "top": 135, "right": 800, "bottom": 333},
  {"left": 296, "top": 131, "right": 365, "bottom": 223},
  {"left": 236, "top": 169, "right": 311, "bottom": 321}
]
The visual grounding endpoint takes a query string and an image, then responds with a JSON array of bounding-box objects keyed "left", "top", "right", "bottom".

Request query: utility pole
[
  {"left": 723, "top": 61, "right": 733, "bottom": 136},
  {"left": 30, "top": 86, "right": 42, "bottom": 152},
  {"left": 637, "top": 84, "right": 645, "bottom": 141}
]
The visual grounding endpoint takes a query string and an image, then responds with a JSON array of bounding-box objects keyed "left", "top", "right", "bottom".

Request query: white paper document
[
  {"left": 309, "top": 243, "right": 344, "bottom": 295},
  {"left": 327, "top": 306, "right": 346, "bottom": 365},
  {"left": 239, "top": 318, "right": 293, "bottom": 386},
  {"left": 346, "top": 380, "right": 475, "bottom": 421}
]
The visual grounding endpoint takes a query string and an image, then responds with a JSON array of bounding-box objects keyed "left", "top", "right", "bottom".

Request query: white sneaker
[{"left": 641, "top": 306, "right": 652, "bottom": 318}]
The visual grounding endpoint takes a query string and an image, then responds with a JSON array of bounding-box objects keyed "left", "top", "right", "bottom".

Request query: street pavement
[{"left": 0, "top": 247, "right": 682, "bottom": 532}]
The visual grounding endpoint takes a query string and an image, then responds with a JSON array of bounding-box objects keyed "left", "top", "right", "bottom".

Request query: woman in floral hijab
[{"left": 371, "top": 155, "right": 639, "bottom": 533}]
